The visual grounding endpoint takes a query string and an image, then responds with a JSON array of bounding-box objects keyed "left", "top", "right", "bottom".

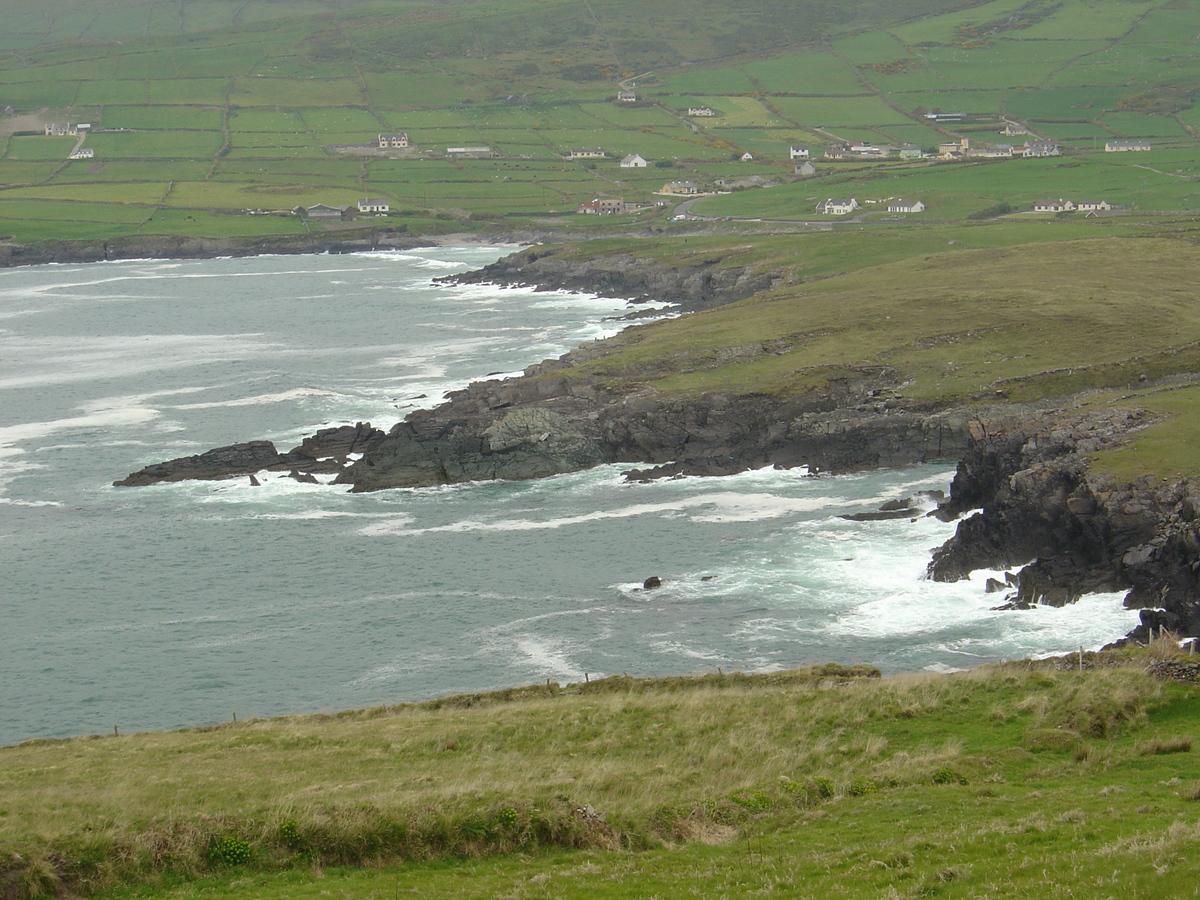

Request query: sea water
[{"left": 0, "top": 248, "right": 1138, "bottom": 744}]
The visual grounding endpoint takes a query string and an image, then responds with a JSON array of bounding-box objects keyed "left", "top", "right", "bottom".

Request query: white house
[
  {"left": 740, "top": 151, "right": 754, "bottom": 161},
  {"left": 789, "top": 145, "right": 809, "bottom": 160},
  {"left": 617, "top": 90, "right": 638, "bottom": 102},
  {"left": 357, "top": 198, "right": 390, "bottom": 213},
  {"left": 1076, "top": 200, "right": 1112, "bottom": 212},
  {"left": 68, "top": 147, "right": 94, "bottom": 159},
  {"left": 688, "top": 106, "right": 716, "bottom": 117},
  {"left": 570, "top": 148, "right": 606, "bottom": 159},
  {"left": 1021, "top": 141, "right": 1060, "bottom": 157},
  {"left": 44, "top": 123, "right": 78, "bottom": 136},
  {"left": 898, "top": 144, "right": 922, "bottom": 159},
  {"left": 816, "top": 198, "right": 858, "bottom": 215},
  {"left": 1034, "top": 198, "right": 1075, "bottom": 212},
  {"left": 377, "top": 133, "right": 409, "bottom": 149},
  {"left": 620, "top": 153, "right": 648, "bottom": 168},
  {"left": 887, "top": 199, "right": 925, "bottom": 213},
  {"left": 1105, "top": 140, "right": 1151, "bottom": 152}
]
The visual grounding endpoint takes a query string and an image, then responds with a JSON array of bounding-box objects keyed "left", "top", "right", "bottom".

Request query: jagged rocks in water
[{"left": 643, "top": 576, "right": 662, "bottom": 590}]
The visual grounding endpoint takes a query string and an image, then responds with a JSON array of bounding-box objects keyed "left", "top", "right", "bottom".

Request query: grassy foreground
[{"left": 5, "top": 651, "right": 1200, "bottom": 899}]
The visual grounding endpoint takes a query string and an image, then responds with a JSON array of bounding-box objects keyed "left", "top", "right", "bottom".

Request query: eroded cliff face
[
  {"left": 928, "top": 408, "right": 1200, "bottom": 643},
  {"left": 438, "top": 245, "right": 782, "bottom": 312}
]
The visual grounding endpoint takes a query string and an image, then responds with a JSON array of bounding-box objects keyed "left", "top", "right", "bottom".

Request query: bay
[{"left": 0, "top": 248, "right": 1138, "bottom": 745}]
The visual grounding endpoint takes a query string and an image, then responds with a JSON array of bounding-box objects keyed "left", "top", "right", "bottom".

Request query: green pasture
[
  {"left": 1036, "top": 123, "right": 1109, "bottom": 141},
  {"left": 1125, "top": 4, "right": 1200, "bottom": 43},
  {"left": 1015, "top": 0, "right": 1160, "bottom": 40},
  {"left": 102, "top": 106, "right": 225, "bottom": 131},
  {"left": 873, "top": 123, "right": 947, "bottom": 146},
  {"left": 7, "top": 657, "right": 1200, "bottom": 900},
  {"left": 858, "top": 64, "right": 957, "bottom": 94},
  {"left": 659, "top": 66, "right": 757, "bottom": 95},
  {"left": 888, "top": 0, "right": 1031, "bottom": 44},
  {"left": 299, "top": 107, "right": 388, "bottom": 135},
  {"left": 707, "top": 129, "right": 809, "bottom": 160},
  {"left": 1004, "top": 85, "right": 1127, "bottom": 121},
  {"left": 0, "top": 160, "right": 60, "bottom": 183},
  {"left": 0, "top": 79, "right": 79, "bottom": 106},
  {"left": 51, "top": 161, "right": 212, "bottom": 183},
  {"left": 172, "top": 43, "right": 265, "bottom": 79},
  {"left": 138, "top": 208, "right": 309, "bottom": 237},
  {"left": 924, "top": 41, "right": 1111, "bottom": 91},
  {"left": 768, "top": 95, "right": 914, "bottom": 128},
  {"left": 577, "top": 103, "right": 679, "bottom": 129},
  {"left": 1101, "top": 113, "right": 1188, "bottom": 138},
  {"left": 4, "top": 136, "right": 77, "bottom": 160},
  {"left": 218, "top": 158, "right": 363, "bottom": 178},
  {"left": 0, "top": 57, "right": 117, "bottom": 83},
  {"left": 112, "top": 51, "right": 180, "bottom": 81},
  {"left": 0, "top": 181, "right": 168, "bottom": 204},
  {"left": 229, "top": 132, "right": 317, "bottom": 149},
  {"left": 164, "top": 180, "right": 359, "bottom": 210},
  {"left": 144, "top": 79, "right": 231, "bottom": 104},
  {"left": 75, "top": 81, "right": 151, "bottom": 106},
  {"left": 0, "top": 197, "right": 151, "bottom": 223},
  {"left": 832, "top": 30, "right": 910, "bottom": 66},
  {"left": 893, "top": 90, "right": 1008, "bottom": 116},
  {"left": 0, "top": 216, "right": 137, "bottom": 241},
  {"left": 229, "top": 109, "right": 308, "bottom": 133},
  {"left": 1049, "top": 58, "right": 1192, "bottom": 89},
  {"left": 362, "top": 74, "right": 474, "bottom": 108},
  {"left": 742, "top": 52, "right": 866, "bottom": 95},
  {"left": 229, "top": 78, "right": 365, "bottom": 108},
  {"left": 222, "top": 145, "right": 328, "bottom": 160},
  {"left": 87, "top": 130, "right": 223, "bottom": 159}
]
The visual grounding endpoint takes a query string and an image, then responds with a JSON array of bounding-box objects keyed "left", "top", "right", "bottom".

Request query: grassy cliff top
[{"left": 4, "top": 651, "right": 1200, "bottom": 899}]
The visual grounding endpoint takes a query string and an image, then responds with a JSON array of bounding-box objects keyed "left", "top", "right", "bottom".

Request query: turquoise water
[{"left": 0, "top": 249, "right": 1138, "bottom": 744}]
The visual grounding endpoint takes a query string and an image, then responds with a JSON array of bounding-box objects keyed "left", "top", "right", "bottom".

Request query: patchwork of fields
[{"left": 0, "top": 0, "right": 1196, "bottom": 240}]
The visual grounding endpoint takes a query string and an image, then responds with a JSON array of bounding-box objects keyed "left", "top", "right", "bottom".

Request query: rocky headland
[
  {"left": 0, "top": 228, "right": 430, "bottom": 267},
  {"left": 114, "top": 245, "right": 1200, "bottom": 645}
]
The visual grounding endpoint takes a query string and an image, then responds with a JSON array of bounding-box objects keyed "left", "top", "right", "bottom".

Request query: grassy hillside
[
  {"left": 4, "top": 651, "right": 1200, "bottom": 899},
  {"left": 0, "top": 0, "right": 1196, "bottom": 241}
]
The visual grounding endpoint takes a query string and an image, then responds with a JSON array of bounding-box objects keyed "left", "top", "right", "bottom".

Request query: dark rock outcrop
[
  {"left": 928, "top": 406, "right": 1200, "bottom": 640},
  {"left": 437, "top": 246, "right": 781, "bottom": 312},
  {"left": 114, "top": 423, "right": 387, "bottom": 486}
]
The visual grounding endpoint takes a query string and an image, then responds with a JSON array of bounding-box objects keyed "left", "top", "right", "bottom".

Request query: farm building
[
  {"left": 570, "top": 148, "right": 606, "bottom": 159},
  {"left": 377, "top": 133, "right": 409, "bottom": 149},
  {"left": 620, "top": 154, "right": 648, "bottom": 168},
  {"left": 794, "top": 161, "right": 816, "bottom": 177},
  {"left": 661, "top": 180, "right": 699, "bottom": 195},
  {"left": 1105, "top": 140, "right": 1151, "bottom": 152},
  {"left": 816, "top": 198, "right": 858, "bottom": 215},
  {"left": 305, "top": 204, "right": 348, "bottom": 219},
  {"left": 357, "top": 198, "right": 390, "bottom": 213},
  {"left": 1034, "top": 199, "right": 1075, "bottom": 212},
  {"left": 899, "top": 144, "right": 922, "bottom": 159},
  {"left": 887, "top": 199, "right": 925, "bottom": 213},
  {"left": 446, "top": 146, "right": 494, "bottom": 158},
  {"left": 577, "top": 198, "right": 632, "bottom": 215}
]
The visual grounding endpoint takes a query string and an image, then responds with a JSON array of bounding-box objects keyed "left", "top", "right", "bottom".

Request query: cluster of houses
[
  {"left": 299, "top": 198, "right": 392, "bottom": 220},
  {"left": 44, "top": 122, "right": 95, "bottom": 160},
  {"left": 1033, "top": 198, "right": 1114, "bottom": 213},
  {"left": 814, "top": 198, "right": 925, "bottom": 215}
]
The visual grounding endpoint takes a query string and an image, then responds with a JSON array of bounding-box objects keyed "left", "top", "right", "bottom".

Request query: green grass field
[
  {"left": 0, "top": 0, "right": 1193, "bottom": 239},
  {"left": 4, "top": 652, "right": 1200, "bottom": 900}
]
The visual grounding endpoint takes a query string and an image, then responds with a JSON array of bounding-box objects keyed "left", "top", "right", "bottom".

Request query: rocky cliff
[
  {"left": 928, "top": 406, "right": 1200, "bottom": 643},
  {"left": 438, "top": 244, "right": 782, "bottom": 312}
]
